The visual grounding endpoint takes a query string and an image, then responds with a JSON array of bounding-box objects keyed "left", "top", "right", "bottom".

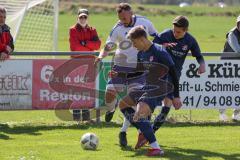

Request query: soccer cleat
[
  {"left": 119, "top": 132, "right": 127, "bottom": 147},
  {"left": 105, "top": 110, "right": 116, "bottom": 122},
  {"left": 135, "top": 133, "right": 148, "bottom": 149},
  {"left": 219, "top": 113, "right": 228, "bottom": 122},
  {"left": 146, "top": 148, "right": 164, "bottom": 157}
]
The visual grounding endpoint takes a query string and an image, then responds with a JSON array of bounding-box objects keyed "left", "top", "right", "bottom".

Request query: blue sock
[
  {"left": 152, "top": 106, "right": 170, "bottom": 132},
  {"left": 120, "top": 108, "right": 139, "bottom": 129},
  {"left": 137, "top": 118, "right": 156, "bottom": 144},
  {"left": 121, "top": 108, "right": 156, "bottom": 143}
]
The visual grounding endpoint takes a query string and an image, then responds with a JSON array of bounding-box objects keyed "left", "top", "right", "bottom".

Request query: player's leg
[
  {"left": 104, "top": 89, "right": 118, "bottom": 122},
  {"left": 104, "top": 77, "right": 125, "bottom": 122},
  {"left": 152, "top": 97, "right": 172, "bottom": 133},
  {"left": 118, "top": 96, "right": 136, "bottom": 147},
  {"left": 118, "top": 93, "right": 146, "bottom": 147},
  {"left": 119, "top": 95, "right": 143, "bottom": 147},
  {"left": 134, "top": 101, "right": 164, "bottom": 156},
  {"left": 119, "top": 77, "right": 145, "bottom": 146},
  {"left": 119, "top": 94, "right": 164, "bottom": 156},
  {"left": 119, "top": 93, "right": 150, "bottom": 148},
  {"left": 135, "top": 94, "right": 171, "bottom": 149},
  {"left": 152, "top": 70, "right": 181, "bottom": 131},
  {"left": 134, "top": 96, "right": 159, "bottom": 149},
  {"left": 120, "top": 117, "right": 131, "bottom": 133}
]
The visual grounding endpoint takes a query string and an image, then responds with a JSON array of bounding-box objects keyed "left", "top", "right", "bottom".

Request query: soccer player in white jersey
[{"left": 95, "top": 3, "right": 158, "bottom": 147}]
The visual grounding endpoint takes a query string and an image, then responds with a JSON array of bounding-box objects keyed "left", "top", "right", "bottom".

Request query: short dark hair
[
  {"left": 116, "top": 3, "right": 132, "bottom": 13},
  {"left": 127, "top": 26, "right": 147, "bottom": 40},
  {"left": 172, "top": 15, "right": 189, "bottom": 29}
]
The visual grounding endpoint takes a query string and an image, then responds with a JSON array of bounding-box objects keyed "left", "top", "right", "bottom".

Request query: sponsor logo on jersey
[
  {"left": 182, "top": 45, "right": 188, "bottom": 51},
  {"left": 149, "top": 56, "right": 154, "bottom": 62}
]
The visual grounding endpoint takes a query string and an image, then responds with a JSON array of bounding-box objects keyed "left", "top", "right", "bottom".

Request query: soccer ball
[{"left": 80, "top": 133, "right": 99, "bottom": 150}]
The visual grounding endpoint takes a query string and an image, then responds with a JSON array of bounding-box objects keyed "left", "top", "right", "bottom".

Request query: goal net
[{"left": 1, "top": 0, "right": 58, "bottom": 51}]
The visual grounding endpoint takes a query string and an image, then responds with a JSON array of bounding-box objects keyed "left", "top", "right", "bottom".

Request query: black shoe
[
  {"left": 119, "top": 132, "right": 127, "bottom": 147},
  {"left": 105, "top": 110, "right": 115, "bottom": 122}
]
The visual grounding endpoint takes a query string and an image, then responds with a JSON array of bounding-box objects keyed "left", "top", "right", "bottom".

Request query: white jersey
[{"left": 106, "top": 15, "right": 158, "bottom": 68}]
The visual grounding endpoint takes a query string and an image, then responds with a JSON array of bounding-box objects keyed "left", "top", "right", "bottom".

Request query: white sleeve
[
  {"left": 99, "top": 26, "right": 118, "bottom": 58},
  {"left": 146, "top": 19, "right": 158, "bottom": 37},
  {"left": 106, "top": 26, "right": 118, "bottom": 44},
  {"left": 228, "top": 32, "right": 240, "bottom": 53}
]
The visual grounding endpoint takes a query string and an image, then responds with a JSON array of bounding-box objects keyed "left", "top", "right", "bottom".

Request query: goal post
[{"left": 2, "top": 0, "right": 59, "bottom": 51}]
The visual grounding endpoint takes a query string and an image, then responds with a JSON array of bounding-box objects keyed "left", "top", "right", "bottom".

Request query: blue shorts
[
  {"left": 128, "top": 85, "right": 165, "bottom": 112},
  {"left": 128, "top": 69, "right": 181, "bottom": 111},
  {"left": 128, "top": 68, "right": 182, "bottom": 111},
  {"left": 139, "top": 95, "right": 164, "bottom": 112},
  {"left": 107, "top": 65, "right": 145, "bottom": 92}
]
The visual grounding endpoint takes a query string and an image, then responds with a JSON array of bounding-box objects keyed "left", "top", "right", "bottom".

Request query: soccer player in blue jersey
[
  {"left": 110, "top": 26, "right": 182, "bottom": 156},
  {"left": 149, "top": 15, "right": 206, "bottom": 135},
  {"left": 95, "top": 3, "right": 158, "bottom": 147}
]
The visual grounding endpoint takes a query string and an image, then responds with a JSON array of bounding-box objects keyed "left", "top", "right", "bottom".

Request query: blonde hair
[{"left": 127, "top": 26, "right": 147, "bottom": 40}]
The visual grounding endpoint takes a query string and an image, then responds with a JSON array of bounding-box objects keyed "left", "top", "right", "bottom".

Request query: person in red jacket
[
  {"left": 69, "top": 8, "right": 101, "bottom": 54},
  {"left": 0, "top": 6, "right": 14, "bottom": 61},
  {"left": 69, "top": 8, "right": 101, "bottom": 121}
]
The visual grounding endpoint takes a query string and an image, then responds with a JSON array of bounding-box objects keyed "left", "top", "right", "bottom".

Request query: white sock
[
  {"left": 150, "top": 141, "right": 160, "bottom": 149},
  {"left": 138, "top": 129, "right": 141, "bottom": 133},
  {"left": 106, "top": 98, "right": 117, "bottom": 112},
  {"left": 120, "top": 118, "right": 131, "bottom": 132}
]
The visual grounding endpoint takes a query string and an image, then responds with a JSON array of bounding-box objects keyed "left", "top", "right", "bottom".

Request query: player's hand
[
  {"left": 172, "top": 97, "right": 182, "bottom": 110},
  {"left": 108, "top": 70, "right": 118, "bottom": 78},
  {"left": 133, "top": 112, "right": 140, "bottom": 122},
  {"left": 198, "top": 63, "right": 206, "bottom": 74},
  {"left": 6, "top": 45, "right": 13, "bottom": 53},
  {"left": 0, "top": 52, "right": 9, "bottom": 61},
  {"left": 163, "top": 43, "right": 177, "bottom": 48}
]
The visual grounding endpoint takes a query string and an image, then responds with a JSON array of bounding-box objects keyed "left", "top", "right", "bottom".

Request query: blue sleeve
[
  {"left": 190, "top": 37, "right": 201, "bottom": 57},
  {"left": 190, "top": 37, "right": 205, "bottom": 64},
  {"left": 153, "top": 33, "right": 166, "bottom": 44}
]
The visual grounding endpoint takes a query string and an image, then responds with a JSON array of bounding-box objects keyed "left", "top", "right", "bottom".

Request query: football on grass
[{"left": 80, "top": 133, "right": 99, "bottom": 150}]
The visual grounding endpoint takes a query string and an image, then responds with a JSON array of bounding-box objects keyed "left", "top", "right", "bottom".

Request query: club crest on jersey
[
  {"left": 182, "top": 45, "right": 188, "bottom": 51},
  {"left": 149, "top": 56, "right": 154, "bottom": 62}
]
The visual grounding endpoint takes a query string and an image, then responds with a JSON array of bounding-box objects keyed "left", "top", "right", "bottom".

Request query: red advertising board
[{"left": 32, "top": 58, "right": 97, "bottom": 109}]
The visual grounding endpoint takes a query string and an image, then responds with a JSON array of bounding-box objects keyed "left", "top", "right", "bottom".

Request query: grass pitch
[
  {"left": 0, "top": 109, "right": 240, "bottom": 160},
  {"left": 2, "top": 3, "right": 240, "bottom": 160}
]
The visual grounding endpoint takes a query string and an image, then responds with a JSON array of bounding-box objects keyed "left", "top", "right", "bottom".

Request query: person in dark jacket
[
  {"left": 69, "top": 8, "right": 101, "bottom": 121},
  {"left": 223, "top": 15, "right": 240, "bottom": 53},
  {"left": 219, "top": 15, "right": 240, "bottom": 121},
  {"left": 0, "top": 6, "right": 14, "bottom": 60}
]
